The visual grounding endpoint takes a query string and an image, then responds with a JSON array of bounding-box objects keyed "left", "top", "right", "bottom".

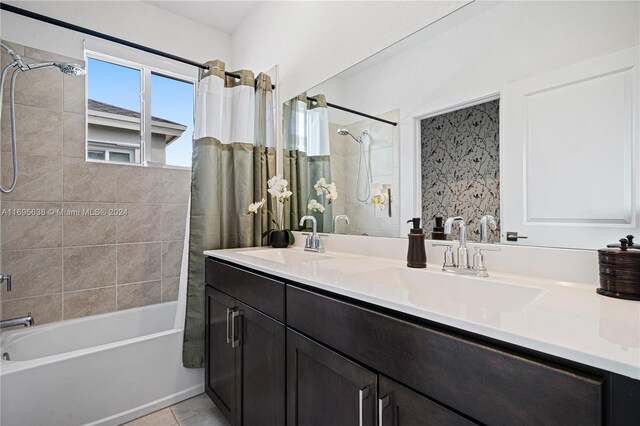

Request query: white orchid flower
[
  {"left": 314, "top": 177, "right": 328, "bottom": 195},
  {"left": 247, "top": 198, "right": 266, "bottom": 214},
  {"left": 308, "top": 199, "right": 325, "bottom": 213},
  {"left": 267, "top": 174, "right": 282, "bottom": 188}
]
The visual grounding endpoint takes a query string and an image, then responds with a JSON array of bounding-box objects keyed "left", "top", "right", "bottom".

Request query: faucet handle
[
  {"left": 0, "top": 274, "right": 11, "bottom": 292},
  {"left": 472, "top": 246, "right": 501, "bottom": 273},
  {"left": 433, "top": 243, "right": 456, "bottom": 268}
]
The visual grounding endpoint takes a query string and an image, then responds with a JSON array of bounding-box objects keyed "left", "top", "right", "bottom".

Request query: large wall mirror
[{"left": 282, "top": 0, "right": 639, "bottom": 250}]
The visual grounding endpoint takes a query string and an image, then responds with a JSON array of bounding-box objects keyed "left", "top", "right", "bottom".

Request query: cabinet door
[
  {"left": 237, "top": 301, "right": 285, "bottom": 426},
  {"left": 205, "top": 286, "right": 240, "bottom": 425},
  {"left": 287, "top": 328, "right": 377, "bottom": 426},
  {"left": 378, "top": 376, "right": 475, "bottom": 426}
]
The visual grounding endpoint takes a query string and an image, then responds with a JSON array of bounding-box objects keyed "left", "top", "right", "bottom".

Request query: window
[{"left": 86, "top": 52, "right": 195, "bottom": 167}]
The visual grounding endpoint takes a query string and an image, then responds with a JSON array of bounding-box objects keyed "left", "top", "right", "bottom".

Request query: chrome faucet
[
  {"left": 0, "top": 273, "right": 11, "bottom": 291},
  {"left": 299, "top": 216, "right": 324, "bottom": 253},
  {"left": 333, "top": 215, "right": 350, "bottom": 234},
  {"left": 444, "top": 216, "right": 469, "bottom": 269},
  {"left": 1, "top": 313, "right": 34, "bottom": 329},
  {"left": 479, "top": 215, "right": 497, "bottom": 243}
]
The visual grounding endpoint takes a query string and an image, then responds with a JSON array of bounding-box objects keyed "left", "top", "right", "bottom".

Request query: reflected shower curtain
[
  {"left": 183, "top": 60, "right": 276, "bottom": 368},
  {"left": 283, "top": 94, "right": 332, "bottom": 232}
]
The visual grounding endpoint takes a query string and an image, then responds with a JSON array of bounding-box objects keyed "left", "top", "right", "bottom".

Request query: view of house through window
[{"left": 87, "top": 55, "right": 194, "bottom": 168}]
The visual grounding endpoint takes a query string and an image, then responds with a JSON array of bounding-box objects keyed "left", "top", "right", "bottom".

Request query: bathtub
[{"left": 0, "top": 301, "right": 204, "bottom": 426}]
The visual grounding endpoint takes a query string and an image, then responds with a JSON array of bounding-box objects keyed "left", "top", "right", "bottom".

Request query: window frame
[{"left": 85, "top": 50, "right": 197, "bottom": 169}]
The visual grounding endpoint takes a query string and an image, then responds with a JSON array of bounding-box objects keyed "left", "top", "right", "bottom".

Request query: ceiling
[{"left": 146, "top": 1, "right": 261, "bottom": 34}]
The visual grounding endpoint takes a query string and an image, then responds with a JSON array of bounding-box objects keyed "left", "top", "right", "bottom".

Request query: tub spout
[{"left": 0, "top": 313, "right": 34, "bottom": 329}]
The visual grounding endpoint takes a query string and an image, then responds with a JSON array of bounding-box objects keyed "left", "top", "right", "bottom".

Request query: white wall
[
  {"left": 230, "top": 0, "right": 471, "bottom": 102},
  {"left": 0, "top": 1, "right": 230, "bottom": 67},
  {"left": 307, "top": 1, "right": 640, "bottom": 226}
]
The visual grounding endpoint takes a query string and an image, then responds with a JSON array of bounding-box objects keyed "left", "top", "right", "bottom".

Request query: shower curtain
[
  {"left": 283, "top": 94, "right": 332, "bottom": 232},
  {"left": 183, "top": 60, "right": 276, "bottom": 368}
]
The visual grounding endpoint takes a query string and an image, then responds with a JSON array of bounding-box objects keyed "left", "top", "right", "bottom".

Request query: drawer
[
  {"left": 287, "top": 285, "right": 603, "bottom": 425},
  {"left": 206, "top": 258, "right": 284, "bottom": 322}
]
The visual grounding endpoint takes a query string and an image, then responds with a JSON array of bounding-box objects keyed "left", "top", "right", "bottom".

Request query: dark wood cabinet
[
  {"left": 205, "top": 262, "right": 285, "bottom": 426},
  {"left": 205, "top": 286, "right": 239, "bottom": 424},
  {"left": 287, "top": 329, "right": 377, "bottom": 426},
  {"left": 205, "top": 257, "right": 640, "bottom": 425},
  {"left": 237, "top": 301, "right": 285, "bottom": 426},
  {"left": 378, "top": 375, "right": 475, "bottom": 426}
]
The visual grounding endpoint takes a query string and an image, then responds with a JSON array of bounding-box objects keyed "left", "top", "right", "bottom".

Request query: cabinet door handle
[
  {"left": 231, "top": 310, "right": 241, "bottom": 348},
  {"left": 225, "top": 307, "right": 231, "bottom": 344},
  {"left": 359, "top": 386, "right": 370, "bottom": 426},
  {"left": 378, "top": 395, "right": 390, "bottom": 426}
]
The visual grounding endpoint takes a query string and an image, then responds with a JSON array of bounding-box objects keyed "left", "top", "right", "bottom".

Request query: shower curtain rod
[
  {"left": 307, "top": 96, "right": 398, "bottom": 127},
  {"left": 0, "top": 3, "right": 271, "bottom": 87}
]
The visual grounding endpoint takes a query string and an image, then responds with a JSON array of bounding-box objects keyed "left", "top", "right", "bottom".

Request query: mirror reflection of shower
[
  {"left": 0, "top": 42, "right": 86, "bottom": 193},
  {"left": 336, "top": 128, "right": 371, "bottom": 202}
]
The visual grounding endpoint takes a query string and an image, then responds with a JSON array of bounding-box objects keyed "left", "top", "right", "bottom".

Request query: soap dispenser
[{"left": 407, "top": 218, "right": 427, "bottom": 268}]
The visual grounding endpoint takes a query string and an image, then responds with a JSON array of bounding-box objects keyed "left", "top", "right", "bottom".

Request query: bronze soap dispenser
[{"left": 407, "top": 218, "right": 427, "bottom": 268}]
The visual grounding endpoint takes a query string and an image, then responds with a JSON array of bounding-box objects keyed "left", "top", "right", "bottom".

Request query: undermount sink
[
  {"left": 238, "top": 249, "right": 333, "bottom": 265},
  {"left": 347, "top": 267, "right": 545, "bottom": 319}
]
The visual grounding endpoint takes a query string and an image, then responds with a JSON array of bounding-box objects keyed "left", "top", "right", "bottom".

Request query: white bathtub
[{"left": 0, "top": 301, "right": 204, "bottom": 426}]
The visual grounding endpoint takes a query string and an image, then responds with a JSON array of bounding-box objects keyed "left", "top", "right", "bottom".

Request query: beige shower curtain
[
  {"left": 183, "top": 60, "right": 276, "bottom": 368},
  {"left": 283, "top": 94, "right": 331, "bottom": 231}
]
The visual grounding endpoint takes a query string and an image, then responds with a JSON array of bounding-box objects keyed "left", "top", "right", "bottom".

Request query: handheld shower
[
  {"left": 0, "top": 43, "right": 85, "bottom": 193},
  {"left": 336, "top": 128, "right": 372, "bottom": 202}
]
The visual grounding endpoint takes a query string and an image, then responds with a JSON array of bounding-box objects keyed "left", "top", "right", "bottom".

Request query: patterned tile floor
[{"left": 122, "top": 393, "right": 230, "bottom": 426}]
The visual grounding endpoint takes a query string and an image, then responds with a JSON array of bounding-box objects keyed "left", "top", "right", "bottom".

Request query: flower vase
[{"left": 270, "top": 230, "right": 290, "bottom": 248}]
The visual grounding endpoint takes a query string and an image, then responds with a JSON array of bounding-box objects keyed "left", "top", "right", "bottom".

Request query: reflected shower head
[
  {"left": 337, "top": 128, "right": 368, "bottom": 143},
  {"left": 55, "top": 62, "right": 86, "bottom": 76}
]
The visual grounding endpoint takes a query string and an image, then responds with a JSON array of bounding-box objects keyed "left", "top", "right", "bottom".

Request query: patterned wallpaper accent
[{"left": 420, "top": 99, "right": 500, "bottom": 243}]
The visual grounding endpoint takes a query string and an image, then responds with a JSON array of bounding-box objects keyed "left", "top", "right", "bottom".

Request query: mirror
[{"left": 283, "top": 1, "right": 639, "bottom": 249}]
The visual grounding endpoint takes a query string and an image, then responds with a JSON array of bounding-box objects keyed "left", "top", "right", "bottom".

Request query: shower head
[
  {"left": 22, "top": 61, "right": 86, "bottom": 75},
  {"left": 337, "top": 128, "right": 368, "bottom": 143},
  {"left": 55, "top": 62, "right": 87, "bottom": 76}
]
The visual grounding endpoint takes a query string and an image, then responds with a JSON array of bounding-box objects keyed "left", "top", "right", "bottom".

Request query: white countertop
[{"left": 204, "top": 247, "right": 640, "bottom": 380}]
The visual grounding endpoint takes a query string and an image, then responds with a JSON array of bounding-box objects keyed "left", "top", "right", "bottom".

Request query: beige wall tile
[
  {"left": 63, "top": 245, "right": 116, "bottom": 291},
  {"left": 63, "top": 286, "right": 116, "bottom": 319},
  {"left": 2, "top": 59, "right": 63, "bottom": 110},
  {"left": 63, "top": 112, "right": 86, "bottom": 158},
  {"left": 161, "top": 203, "right": 188, "bottom": 241},
  {"left": 1, "top": 248, "right": 62, "bottom": 299},
  {"left": 117, "top": 281, "right": 161, "bottom": 311},
  {"left": 23, "top": 47, "right": 81, "bottom": 64},
  {"left": 63, "top": 157, "right": 117, "bottom": 202},
  {"left": 1, "top": 154, "right": 63, "bottom": 201},
  {"left": 116, "top": 166, "right": 162, "bottom": 203},
  {"left": 161, "top": 168, "right": 191, "bottom": 204},
  {"left": 63, "top": 203, "right": 116, "bottom": 246},
  {"left": 1, "top": 103, "right": 63, "bottom": 156},
  {"left": 2, "top": 293, "right": 62, "bottom": 325},
  {"left": 117, "top": 242, "right": 161, "bottom": 284},
  {"left": 116, "top": 203, "right": 162, "bottom": 243},
  {"left": 1, "top": 202, "right": 62, "bottom": 250},
  {"left": 162, "top": 240, "right": 183, "bottom": 278},
  {"left": 63, "top": 73, "right": 85, "bottom": 114},
  {"left": 162, "top": 277, "right": 180, "bottom": 302}
]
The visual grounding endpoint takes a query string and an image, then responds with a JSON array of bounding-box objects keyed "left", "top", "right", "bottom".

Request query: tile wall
[
  {"left": 329, "top": 110, "right": 401, "bottom": 237},
  {"left": 0, "top": 41, "right": 191, "bottom": 326}
]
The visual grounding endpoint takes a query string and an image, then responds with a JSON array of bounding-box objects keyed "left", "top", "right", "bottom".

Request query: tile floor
[{"left": 122, "top": 393, "right": 230, "bottom": 426}]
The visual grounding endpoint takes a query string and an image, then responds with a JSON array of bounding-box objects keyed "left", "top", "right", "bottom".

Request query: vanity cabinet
[
  {"left": 205, "top": 259, "right": 285, "bottom": 426},
  {"left": 205, "top": 257, "right": 639, "bottom": 425},
  {"left": 286, "top": 329, "right": 377, "bottom": 426},
  {"left": 378, "top": 375, "right": 475, "bottom": 426}
]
